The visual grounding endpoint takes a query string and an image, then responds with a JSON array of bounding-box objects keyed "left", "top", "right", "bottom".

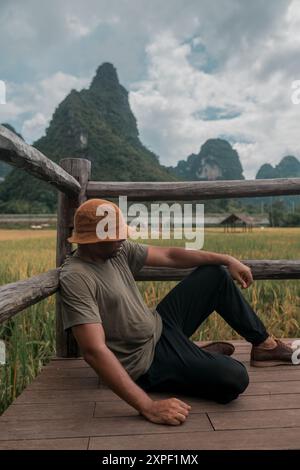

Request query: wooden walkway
[{"left": 1, "top": 340, "right": 300, "bottom": 450}]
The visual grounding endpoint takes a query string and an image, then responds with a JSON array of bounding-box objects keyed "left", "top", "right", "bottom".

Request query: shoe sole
[
  {"left": 201, "top": 342, "right": 235, "bottom": 356},
  {"left": 201, "top": 347, "right": 235, "bottom": 356},
  {"left": 250, "top": 360, "right": 296, "bottom": 367}
]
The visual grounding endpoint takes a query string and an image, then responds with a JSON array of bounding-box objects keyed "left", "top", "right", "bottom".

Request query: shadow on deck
[{"left": 1, "top": 340, "right": 300, "bottom": 450}]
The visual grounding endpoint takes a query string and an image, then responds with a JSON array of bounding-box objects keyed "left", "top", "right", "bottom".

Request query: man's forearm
[
  {"left": 168, "top": 247, "right": 234, "bottom": 269},
  {"left": 84, "top": 346, "right": 152, "bottom": 413}
]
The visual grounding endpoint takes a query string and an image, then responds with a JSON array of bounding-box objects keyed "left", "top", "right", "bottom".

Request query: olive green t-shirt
[{"left": 59, "top": 240, "right": 163, "bottom": 381}]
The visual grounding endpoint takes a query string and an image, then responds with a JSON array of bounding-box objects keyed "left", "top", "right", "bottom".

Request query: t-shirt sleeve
[
  {"left": 123, "top": 240, "right": 149, "bottom": 275},
  {"left": 59, "top": 271, "right": 102, "bottom": 331}
]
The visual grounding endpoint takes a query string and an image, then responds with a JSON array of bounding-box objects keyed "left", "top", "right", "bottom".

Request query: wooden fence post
[{"left": 56, "top": 158, "right": 91, "bottom": 357}]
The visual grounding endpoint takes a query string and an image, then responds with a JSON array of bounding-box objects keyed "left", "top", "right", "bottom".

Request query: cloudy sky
[{"left": 1, "top": 0, "right": 300, "bottom": 178}]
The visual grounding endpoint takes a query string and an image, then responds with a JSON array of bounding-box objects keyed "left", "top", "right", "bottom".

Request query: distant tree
[{"left": 268, "top": 200, "right": 286, "bottom": 227}]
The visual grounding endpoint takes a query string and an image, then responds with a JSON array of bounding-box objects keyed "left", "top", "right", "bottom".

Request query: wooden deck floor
[{"left": 1, "top": 340, "right": 300, "bottom": 450}]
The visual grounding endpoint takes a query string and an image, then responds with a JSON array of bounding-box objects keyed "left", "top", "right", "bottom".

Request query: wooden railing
[
  {"left": 0, "top": 124, "right": 300, "bottom": 357},
  {"left": 0, "top": 269, "right": 59, "bottom": 324},
  {"left": 0, "top": 125, "right": 81, "bottom": 196},
  {"left": 87, "top": 179, "right": 300, "bottom": 200}
]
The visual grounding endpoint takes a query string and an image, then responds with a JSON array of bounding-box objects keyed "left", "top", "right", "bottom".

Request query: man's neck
[{"left": 76, "top": 247, "right": 105, "bottom": 264}]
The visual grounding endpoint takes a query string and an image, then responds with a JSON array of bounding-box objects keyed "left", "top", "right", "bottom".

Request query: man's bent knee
[
  {"left": 215, "top": 360, "right": 249, "bottom": 403},
  {"left": 225, "top": 362, "right": 249, "bottom": 398},
  {"left": 193, "top": 264, "right": 229, "bottom": 281}
]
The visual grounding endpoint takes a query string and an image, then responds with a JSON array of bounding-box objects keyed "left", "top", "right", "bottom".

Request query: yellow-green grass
[{"left": 0, "top": 228, "right": 299, "bottom": 413}]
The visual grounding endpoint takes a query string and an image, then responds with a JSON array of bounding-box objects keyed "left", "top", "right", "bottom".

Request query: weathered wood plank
[
  {"left": 13, "top": 388, "right": 120, "bottom": 404},
  {"left": 0, "top": 438, "right": 89, "bottom": 450},
  {"left": 25, "top": 376, "right": 99, "bottom": 391},
  {"left": 0, "top": 125, "right": 81, "bottom": 196},
  {"left": 87, "top": 178, "right": 300, "bottom": 200},
  {"left": 0, "top": 268, "right": 60, "bottom": 323},
  {"left": 232, "top": 353, "right": 254, "bottom": 361},
  {"left": 88, "top": 427, "right": 300, "bottom": 450},
  {"left": 39, "top": 366, "right": 97, "bottom": 378},
  {"left": 209, "top": 408, "right": 300, "bottom": 430},
  {"left": 1, "top": 402, "right": 95, "bottom": 421},
  {"left": 0, "top": 414, "right": 212, "bottom": 441},
  {"left": 248, "top": 369, "right": 300, "bottom": 382},
  {"left": 46, "top": 358, "right": 88, "bottom": 368},
  {"left": 246, "top": 363, "right": 300, "bottom": 371},
  {"left": 244, "top": 380, "right": 300, "bottom": 395},
  {"left": 136, "top": 260, "right": 300, "bottom": 280}
]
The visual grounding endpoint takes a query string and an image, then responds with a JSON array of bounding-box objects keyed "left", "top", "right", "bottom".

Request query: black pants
[{"left": 136, "top": 265, "right": 269, "bottom": 404}]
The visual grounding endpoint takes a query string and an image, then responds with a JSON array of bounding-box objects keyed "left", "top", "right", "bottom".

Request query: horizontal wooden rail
[
  {"left": 0, "top": 125, "right": 81, "bottom": 197},
  {"left": 136, "top": 260, "right": 300, "bottom": 281},
  {"left": 0, "top": 269, "right": 60, "bottom": 324},
  {"left": 1, "top": 260, "right": 299, "bottom": 324},
  {"left": 87, "top": 179, "right": 300, "bottom": 200}
]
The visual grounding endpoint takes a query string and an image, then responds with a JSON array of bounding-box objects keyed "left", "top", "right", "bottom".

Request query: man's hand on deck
[{"left": 140, "top": 397, "right": 191, "bottom": 426}]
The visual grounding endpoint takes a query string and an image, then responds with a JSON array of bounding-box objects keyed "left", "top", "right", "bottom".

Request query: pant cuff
[{"left": 250, "top": 330, "right": 270, "bottom": 347}]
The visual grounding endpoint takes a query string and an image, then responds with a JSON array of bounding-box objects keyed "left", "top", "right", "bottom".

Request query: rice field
[{"left": 0, "top": 227, "right": 300, "bottom": 414}]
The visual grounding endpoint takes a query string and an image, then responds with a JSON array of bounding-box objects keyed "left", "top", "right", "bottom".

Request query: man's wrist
[
  {"left": 136, "top": 395, "right": 153, "bottom": 414},
  {"left": 221, "top": 254, "right": 235, "bottom": 266}
]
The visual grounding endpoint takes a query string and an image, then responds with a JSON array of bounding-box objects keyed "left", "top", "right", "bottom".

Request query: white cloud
[
  {"left": 130, "top": 2, "right": 300, "bottom": 178},
  {"left": 21, "top": 71, "right": 89, "bottom": 142},
  {"left": 22, "top": 112, "right": 48, "bottom": 141},
  {"left": 0, "top": 71, "right": 89, "bottom": 142},
  {"left": 65, "top": 14, "right": 120, "bottom": 38},
  {"left": 66, "top": 15, "right": 92, "bottom": 38}
]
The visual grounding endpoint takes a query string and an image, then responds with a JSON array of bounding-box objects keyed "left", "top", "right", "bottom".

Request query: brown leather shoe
[
  {"left": 251, "top": 339, "right": 296, "bottom": 367},
  {"left": 200, "top": 341, "right": 235, "bottom": 356}
]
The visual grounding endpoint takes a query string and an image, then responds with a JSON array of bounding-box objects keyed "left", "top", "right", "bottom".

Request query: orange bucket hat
[{"left": 68, "top": 198, "right": 131, "bottom": 244}]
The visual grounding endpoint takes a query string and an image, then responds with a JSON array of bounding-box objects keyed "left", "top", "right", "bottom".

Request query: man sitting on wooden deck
[{"left": 59, "top": 198, "right": 296, "bottom": 427}]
